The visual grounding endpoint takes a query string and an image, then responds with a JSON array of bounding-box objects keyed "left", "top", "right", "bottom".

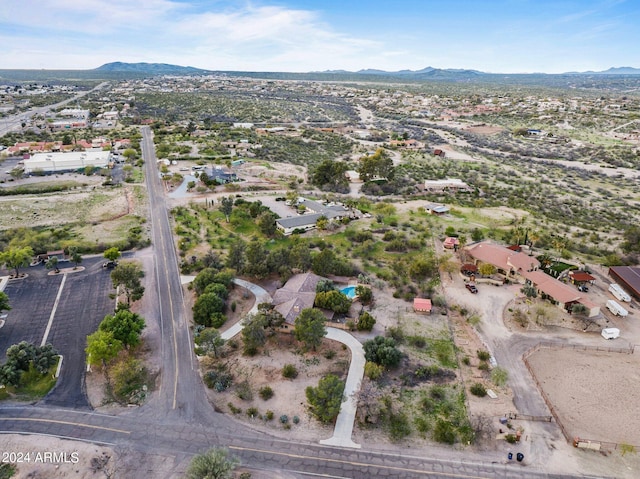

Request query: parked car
[
  {"left": 103, "top": 260, "right": 118, "bottom": 269},
  {"left": 466, "top": 283, "right": 478, "bottom": 294},
  {"left": 578, "top": 285, "right": 589, "bottom": 292}
]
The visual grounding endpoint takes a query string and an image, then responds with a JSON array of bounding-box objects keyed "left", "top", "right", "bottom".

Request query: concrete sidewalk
[
  {"left": 319, "top": 327, "right": 365, "bottom": 449},
  {"left": 221, "top": 278, "right": 271, "bottom": 340}
]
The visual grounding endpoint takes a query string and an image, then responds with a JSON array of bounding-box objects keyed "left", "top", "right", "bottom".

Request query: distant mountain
[
  {"left": 597, "top": 66, "right": 640, "bottom": 75},
  {"left": 566, "top": 66, "right": 640, "bottom": 75},
  {"left": 95, "top": 62, "right": 209, "bottom": 75}
]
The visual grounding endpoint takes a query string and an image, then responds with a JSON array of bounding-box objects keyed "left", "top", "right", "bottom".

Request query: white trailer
[
  {"left": 609, "top": 283, "right": 631, "bottom": 302},
  {"left": 606, "top": 299, "right": 628, "bottom": 317},
  {"left": 601, "top": 327, "right": 620, "bottom": 340}
]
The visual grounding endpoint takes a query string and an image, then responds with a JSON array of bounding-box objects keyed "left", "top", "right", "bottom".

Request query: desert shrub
[
  {"left": 470, "top": 383, "right": 487, "bottom": 397},
  {"left": 364, "top": 361, "right": 384, "bottom": 380},
  {"left": 491, "top": 367, "right": 508, "bottom": 387},
  {"left": 246, "top": 407, "right": 259, "bottom": 418},
  {"left": 324, "top": 349, "right": 336, "bottom": 360},
  {"left": 386, "top": 325, "right": 404, "bottom": 343},
  {"left": 363, "top": 336, "right": 402, "bottom": 368},
  {"left": 293, "top": 416, "right": 300, "bottom": 424},
  {"left": 388, "top": 411, "right": 412, "bottom": 442},
  {"left": 203, "top": 370, "right": 233, "bottom": 392},
  {"left": 235, "top": 381, "right": 253, "bottom": 401},
  {"left": 462, "top": 356, "right": 471, "bottom": 366},
  {"left": 478, "top": 362, "right": 490, "bottom": 372},
  {"left": 279, "top": 414, "right": 289, "bottom": 424},
  {"left": 259, "top": 385, "right": 274, "bottom": 400},
  {"left": 264, "top": 410, "right": 274, "bottom": 421},
  {"left": 228, "top": 402, "right": 242, "bottom": 414},
  {"left": 111, "top": 357, "right": 148, "bottom": 404},
  {"left": 433, "top": 419, "right": 456, "bottom": 444},
  {"left": 282, "top": 364, "right": 298, "bottom": 379},
  {"left": 407, "top": 336, "right": 426, "bottom": 349},
  {"left": 357, "top": 311, "right": 376, "bottom": 331},
  {"left": 477, "top": 350, "right": 491, "bottom": 361},
  {"left": 505, "top": 434, "right": 518, "bottom": 444}
]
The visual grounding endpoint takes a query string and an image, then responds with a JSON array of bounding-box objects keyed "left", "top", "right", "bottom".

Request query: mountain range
[{"left": 95, "top": 62, "right": 640, "bottom": 77}]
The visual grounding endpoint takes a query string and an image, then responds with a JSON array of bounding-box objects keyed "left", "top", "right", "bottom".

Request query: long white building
[{"left": 21, "top": 150, "right": 111, "bottom": 174}]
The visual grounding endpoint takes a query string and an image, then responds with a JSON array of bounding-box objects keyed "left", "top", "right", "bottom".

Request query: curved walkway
[{"left": 181, "top": 275, "right": 366, "bottom": 448}]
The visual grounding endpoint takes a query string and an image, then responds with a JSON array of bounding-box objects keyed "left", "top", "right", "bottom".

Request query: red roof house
[{"left": 413, "top": 298, "right": 432, "bottom": 313}]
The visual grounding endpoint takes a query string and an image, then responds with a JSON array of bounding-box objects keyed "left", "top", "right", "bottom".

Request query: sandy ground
[{"left": 527, "top": 347, "right": 640, "bottom": 446}]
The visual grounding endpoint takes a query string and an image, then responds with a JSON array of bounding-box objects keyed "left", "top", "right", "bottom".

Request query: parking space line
[{"left": 41, "top": 274, "right": 66, "bottom": 347}]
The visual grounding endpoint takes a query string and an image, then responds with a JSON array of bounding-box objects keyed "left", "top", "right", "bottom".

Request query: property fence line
[
  {"left": 524, "top": 345, "right": 639, "bottom": 453},
  {"left": 503, "top": 412, "right": 553, "bottom": 422},
  {"left": 523, "top": 341, "right": 635, "bottom": 360}
]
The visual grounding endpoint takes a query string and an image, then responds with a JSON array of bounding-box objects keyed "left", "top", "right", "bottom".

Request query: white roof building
[{"left": 21, "top": 150, "right": 111, "bottom": 174}]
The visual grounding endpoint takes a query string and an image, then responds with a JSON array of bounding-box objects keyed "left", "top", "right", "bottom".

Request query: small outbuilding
[{"left": 413, "top": 298, "right": 432, "bottom": 314}]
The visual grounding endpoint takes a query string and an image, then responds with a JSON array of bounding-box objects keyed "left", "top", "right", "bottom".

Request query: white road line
[{"left": 41, "top": 274, "right": 66, "bottom": 347}]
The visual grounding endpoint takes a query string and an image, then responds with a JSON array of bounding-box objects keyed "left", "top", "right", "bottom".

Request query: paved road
[
  {"left": 0, "top": 127, "right": 616, "bottom": 478},
  {"left": 0, "top": 82, "right": 109, "bottom": 136}
]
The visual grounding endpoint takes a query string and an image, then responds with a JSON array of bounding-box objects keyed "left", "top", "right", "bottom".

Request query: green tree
[
  {"left": 99, "top": 309, "right": 145, "bottom": 348},
  {"left": 305, "top": 374, "right": 345, "bottom": 424},
  {"left": 85, "top": 330, "right": 122, "bottom": 367},
  {"left": 358, "top": 148, "right": 395, "bottom": 182},
  {"left": 193, "top": 268, "right": 220, "bottom": 296},
  {"left": 363, "top": 336, "right": 402, "bottom": 368},
  {"left": 69, "top": 246, "right": 82, "bottom": 268},
  {"left": 111, "top": 261, "right": 145, "bottom": 305},
  {"left": 0, "top": 291, "right": 11, "bottom": 313},
  {"left": 471, "top": 228, "right": 485, "bottom": 242},
  {"left": 355, "top": 285, "right": 373, "bottom": 304},
  {"left": 193, "top": 292, "right": 226, "bottom": 327},
  {"left": 0, "top": 246, "right": 34, "bottom": 277},
  {"left": 226, "top": 239, "right": 246, "bottom": 272},
  {"left": 243, "top": 238, "right": 269, "bottom": 278},
  {"left": 294, "top": 308, "right": 327, "bottom": 351},
  {"left": 257, "top": 211, "right": 278, "bottom": 237},
  {"left": 103, "top": 247, "right": 121, "bottom": 262},
  {"left": 185, "top": 448, "right": 239, "bottom": 479},
  {"left": 478, "top": 263, "right": 496, "bottom": 277},
  {"left": 357, "top": 311, "right": 376, "bottom": 331},
  {"left": 521, "top": 284, "right": 537, "bottom": 298},
  {"left": 311, "top": 159, "right": 349, "bottom": 192},
  {"left": 195, "top": 328, "right": 225, "bottom": 357},
  {"left": 45, "top": 255, "right": 59, "bottom": 273},
  {"left": 220, "top": 196, "right": 234, "bottom": 223},
  {"left": 314, "top": 290, "right": 352, "bottom": 314}
]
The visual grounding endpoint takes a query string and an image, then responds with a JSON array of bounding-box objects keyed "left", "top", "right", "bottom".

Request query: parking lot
[{"left": 0, "top": 256, "right": 114, "bottom": 408}]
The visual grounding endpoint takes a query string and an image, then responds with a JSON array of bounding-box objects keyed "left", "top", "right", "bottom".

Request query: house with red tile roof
[
  {"left": 523, "top": 270, "right": 599, "bottom": 317},
  {"left": 413, "top": 298, "right": 432, "bottom": 314},
  {"left": 465, "top": 241, "right": 540, "bottom": 283}
]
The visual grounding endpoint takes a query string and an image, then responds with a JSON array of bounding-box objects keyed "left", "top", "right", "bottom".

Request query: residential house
[
  {"left": 465, "top": 241, "right": 540, "bottom": 283},
  {"left": 568, "top": 271, "right": 596, "bottom": 286},
  {"left": 272, "top": 272, "right": 332, "bottom": 327},
  {"left": 433, "top": 149, "right": 446, "bottom": 157},
  {"left": 275, "top": 200, "right": 353, "bottom": 236},
  {"left": 203, "top": 167, "right": 237, "bottom": 184},
  {"left": 425, "top": 203, "right": 450, "bottom": 215},
  {"left": 524, "top": 270, "right": 599, "bottom": 317}
]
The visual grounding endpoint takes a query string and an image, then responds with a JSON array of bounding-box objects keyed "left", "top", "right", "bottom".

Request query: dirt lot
[{"left": 526, "top": 347, "right": 640, "bottom": 446}]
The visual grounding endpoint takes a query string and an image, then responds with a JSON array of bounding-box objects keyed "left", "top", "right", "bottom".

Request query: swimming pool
[{"left": 340, "top": 285, "right": 357, "bottom": 299}]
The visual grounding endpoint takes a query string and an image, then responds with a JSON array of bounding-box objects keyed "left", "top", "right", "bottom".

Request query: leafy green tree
[
  {"left": 241, "top": 304, "right": 285, "bottom": 354},
  {"left": 111, "top": 261, "right": 145, "bottom": 305},
  {"left": 363, "top": 336, "right": 402, "bottom": 368},
  {"left": 315, "top": 279, "right": 335, "bottom": 293},
  {"left": 193, "top": 268, "right": 220, "bottom": 296},
  {"left": 305, "top": 374, "right": 345, "bottom": 424},
  {"left": 32, "top": 344, "right": 59, "bottom": 374},
  {"left": 358, "top": 148, "right": 395, "bottom": 182},
  {"left": 111, "top": 357, "right": 147, "bottom": 404},
  {"left": 99, "top": 309, "right": 145, "bottom": 348},
  {"left": 478, "top": 263, "right": 496, "bottom": 277},
  {"left": 220, "top": 196, "right": 234, "bottom": 223},
  {"left": 355, "top": 285, "right": 373, "bottom": 304},
  {"left": 103, "top": 247, "right": 121, "bottom": 262},
  {"left": 185, "top": 448, "right": 239, "bottom": 479},
  {"left": 45, "top": 255, "right": 59, "bottom": 273},
  {"left": 5, "top": 341, "right": 36, "bottom": 371},
  {"left": 193, "top": 293, "right": 226, "bottom": 327},
  {"left": 243, "top": 238, "right": 269, "bottom": 278},
  {"left": 257, "top": 211, "right": 278, "bottom": 237},
  {"left": 311, "top": 159, "right": 349, "bottom": 192},
  {"left": 85, "top": 330, "right": 122, "bottom": 367},
  {"left": 69, "top": 246, "right": 82, "bottom": 268},
  {"left": 204, "top": 282, "right": 229, "bottom": 300},
  {"left": 0, "top": 291, "right": 11, "bottom": 313},
  {"left": 195, "top": 328, "right": 225, "bottom": 357},
  {"left": 294, "top": 308, "right": 327, "bottom": 351},
  {"left": 290, "top": 239, "right": 312, "bottom": 270},
  {"left": 226, "top": 239, "right": 246, "bottom": 272},
  {"left": 314, "top": 290, "right": 352, "bottom": 314},
  {"left": 571, "top": 303, "right": 588, "bottom": 316},
  {"left": 0, "top": 246, "right": 34, "bottom": 277},
  {"left": 357, "top": 311, "right": 376, "bottom": 331},
  {"left": 471, "top": 228, "right": 485, "bottom": 242}
]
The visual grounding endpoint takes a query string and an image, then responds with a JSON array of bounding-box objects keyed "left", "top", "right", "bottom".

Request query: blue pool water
[{"left": 340, "top": 286, "right": 357, "bottom": 299}]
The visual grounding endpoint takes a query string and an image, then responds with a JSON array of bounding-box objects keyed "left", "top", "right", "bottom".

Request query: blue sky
[{"left": 1, "top": 0, "right": 638, "bottom": 73}]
